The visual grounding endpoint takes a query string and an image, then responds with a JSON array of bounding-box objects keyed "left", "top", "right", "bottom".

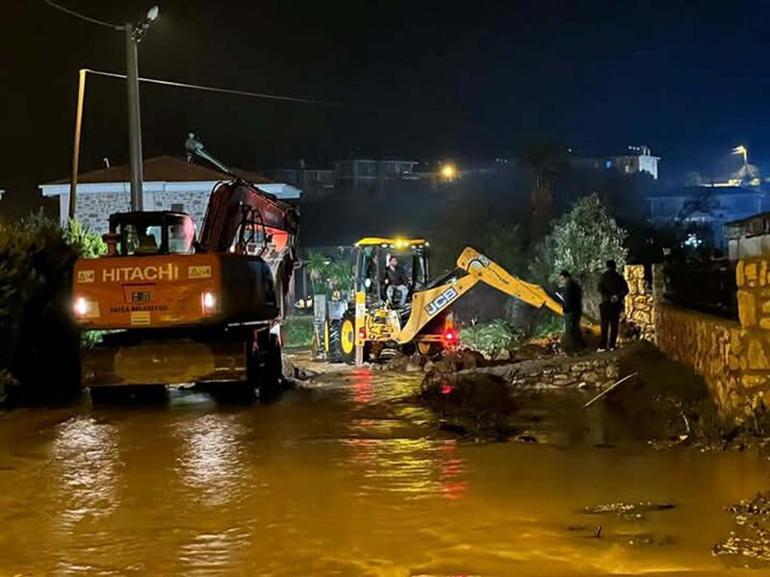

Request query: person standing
[
  {"left": 559, "top": 270, "right": 585, "bottom": 354},
  {"left": 598, "top": 260, "right": 629, "bottom": 351}
]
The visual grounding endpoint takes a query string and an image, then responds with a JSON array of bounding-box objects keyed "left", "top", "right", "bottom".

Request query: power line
[
  {"left": 84, "top": 68, "right": 343, "bottom": 108},
  {"left": 44, "top": 0, "right": 123, "bottom": 31}
]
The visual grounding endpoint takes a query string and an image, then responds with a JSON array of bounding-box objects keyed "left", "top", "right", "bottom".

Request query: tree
[
  {"left": 306, "top": 252, "right": 328, "bottom": 294},
  {"left": 531, "top": 194, "right": 628, "bottom": 316},
  {"left": 519, "top": 139, "right": 569, "bottom": 241}
]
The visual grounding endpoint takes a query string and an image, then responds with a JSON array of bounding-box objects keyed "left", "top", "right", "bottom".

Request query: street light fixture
[
  {"left": 439, "top": 162, "right": 458, "bottom": 182},
  {"left": 732, "top": 145, "right": 749, "bottom": 169},
  {"left": 45, "top": 1, "right": 159, "bottom": 215}
]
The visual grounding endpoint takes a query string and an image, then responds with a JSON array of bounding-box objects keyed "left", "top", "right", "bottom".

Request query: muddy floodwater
[{"left": 1, "top": 366, "right": 769, "bottom": 576}]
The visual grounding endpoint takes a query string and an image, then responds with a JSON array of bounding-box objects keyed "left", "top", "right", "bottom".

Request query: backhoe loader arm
[
  {"left": 456, "top": 247, "right": 565, "bottom": 316},
  {"left": 396, "top": 247, "right": 564, "bottom": 344}
]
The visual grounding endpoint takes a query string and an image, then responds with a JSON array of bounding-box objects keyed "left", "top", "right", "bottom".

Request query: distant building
[
  {"left": 648, "top": 184, "right": 770, "bottom": 245},
  {"left": 574, "top": 145, "right": 660, "bottom": 180},
  {"left": 333, "top": 159, "right": 419, "bottom": 193},
  {"left": 39, "top": 156, "right": 300, "bottom": 234},
  {"left": 264, "top": 166, "right": 335, "bottom": 199}
]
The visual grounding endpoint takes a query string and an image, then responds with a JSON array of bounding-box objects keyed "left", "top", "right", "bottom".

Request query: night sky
[{"left": 2, "top": 0, "right": 770, "bottom": 214}]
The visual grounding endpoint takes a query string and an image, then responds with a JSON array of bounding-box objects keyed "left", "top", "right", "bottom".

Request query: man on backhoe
[{"left": 383, "top": 255, "right": 410, "bottom": 307}]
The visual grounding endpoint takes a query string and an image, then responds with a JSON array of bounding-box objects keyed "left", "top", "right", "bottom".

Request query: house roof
[{"left": 46, "top": 156, "right": 270, "bottom": 185}]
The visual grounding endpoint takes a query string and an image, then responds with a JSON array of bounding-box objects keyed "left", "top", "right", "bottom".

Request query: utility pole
[
  {"left": 69, "top": 68, "right": 87, "bottom": 219},
  {"left": 126, "top": 24, "right": 145, "bottom": 211}
]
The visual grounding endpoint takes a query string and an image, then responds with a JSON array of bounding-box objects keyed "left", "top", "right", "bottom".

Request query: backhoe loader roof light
[{"left": 354, "top": 237, "right": 428, "bottom": 248}]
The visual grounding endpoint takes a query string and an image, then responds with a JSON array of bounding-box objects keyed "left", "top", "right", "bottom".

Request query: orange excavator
[{"left": 71, "top": 136, "right": 298, "bottom": 397}]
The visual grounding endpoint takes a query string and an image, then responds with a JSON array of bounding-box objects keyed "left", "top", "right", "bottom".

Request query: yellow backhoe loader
[{"left": 320, "top": 237, "right": 569, "bottom": 365}]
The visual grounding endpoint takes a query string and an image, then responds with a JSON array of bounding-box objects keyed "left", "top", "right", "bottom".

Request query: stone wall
[
  {"left": 76, "top": 191, "right": 131, "bottom": 233},
  {"left": 654, "top": 303, "right": 748, "bottom": 416},
  {"left": 453, "top": 353, "right": 621, "bottom": 390},
  {"left": 74, "top": 188, "right": 211, "bottom": 235},
  {"left": 624, "top": 259, "right": 770, "bottom": 421},
  {"left": 148, "top": 189, "right": 209, "bottom": 231},
  {"left": 624, "top": 265, "right": 656, "bottom": 342}
]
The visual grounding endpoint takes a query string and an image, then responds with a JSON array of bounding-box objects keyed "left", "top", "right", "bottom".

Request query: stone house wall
[
  {"left": 76, "top": 191, "right": 131, "bottom": 234},
  {"left": 74, "top": 188, "right": 212, "bottom": 235}
]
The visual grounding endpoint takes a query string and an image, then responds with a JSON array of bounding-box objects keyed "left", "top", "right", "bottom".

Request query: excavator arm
[{"left": 397, "top": 246, "right": 565, "bottom": 344}]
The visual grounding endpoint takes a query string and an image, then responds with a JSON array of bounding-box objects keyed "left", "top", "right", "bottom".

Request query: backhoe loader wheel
[
  {"left": 340, "top": 312, "right": 357, "bottom": 365},
  {"left": 324, "top": 318, "right": 343, "bottom": 363}
]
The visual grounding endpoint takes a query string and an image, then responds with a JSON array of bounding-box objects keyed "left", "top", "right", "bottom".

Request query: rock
[
  {"left": 386, "top": 353, "right": 410, "bottom": 371},
  {"left": 495, "top": 349, "right": 512, "bottom": 361},
  {"left": 583, "top": 371, "right": 600, "bottom": 384},
  {"left": 405, "top": 353, "right": 425, "bottom": 372},
  {"left": 516, "top": 433, "right": 538, "bottom": 443},
  {"left": 281, "top": 356, "right": 296, "bottom": 378},
  {"left": 422, "top": 360, "right": 435, "bottom": 373}
]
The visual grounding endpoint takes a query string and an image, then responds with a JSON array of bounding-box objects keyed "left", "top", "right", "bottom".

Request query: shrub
[
  {"left": 460, "top": 319, "right": 523, "bottom": 357},
  {"left": 0, "top": 214, "right": 104, "bottom": 404},
  {"left": 283, "top": 315, "right": 314, "bottom": 349}
]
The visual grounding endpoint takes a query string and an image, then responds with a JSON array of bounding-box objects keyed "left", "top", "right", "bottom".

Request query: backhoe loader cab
[
  {"left": 323, "top": 237, "right": 457, "bottom": 365},
  {"left": 354, "top": 237, "right": 430, "bottom": 306}
]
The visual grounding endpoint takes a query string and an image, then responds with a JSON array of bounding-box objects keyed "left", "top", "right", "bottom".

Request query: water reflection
[
  {"left": 344, "top": 436, "right": 467, "bottom": 501},
  {"left": 51, "top": 416, "right": 121, "bottom": 526},
  {"left": 351, "top": 368, "right": 374, "bottom": 404},
  {"left": 177, "top": 527, "right": 252, "bottom": 577},
  {"left": 174, "top": 413, "right": 250, "bottom": 507}
]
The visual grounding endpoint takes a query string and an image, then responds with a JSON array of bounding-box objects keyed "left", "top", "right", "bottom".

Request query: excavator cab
[{"left": 105, "top": 211, "right": 196, "bottom": 257}]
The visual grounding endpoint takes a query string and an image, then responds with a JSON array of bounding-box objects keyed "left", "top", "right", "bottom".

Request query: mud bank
[{"left": 417, "top": 342, "right": 770, "bottom": 447}]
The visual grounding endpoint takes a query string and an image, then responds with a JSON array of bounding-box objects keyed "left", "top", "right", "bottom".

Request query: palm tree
[
  {"left": 306, "top": 252, "right": 328, "bottom": 294},
  {"left": 519, "top": 139, "right": 568, "bottom": 241}
]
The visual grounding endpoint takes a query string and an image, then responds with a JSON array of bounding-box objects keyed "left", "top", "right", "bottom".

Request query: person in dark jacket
[
  {"left": 383, "top": 256, "right": 410, "bottom": 306},
  {"left": 598, "top": 259, "right": 629, "bottom": 351},
  {"left": 559, "top": 270, "right": 585, "bottom": 354}
]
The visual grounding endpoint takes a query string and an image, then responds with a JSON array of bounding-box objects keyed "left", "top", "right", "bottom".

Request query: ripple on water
[
  {"left": 173, "top": 413, "right": 253, "bottom": 507},
  {"left": 50, "top": 415, "right": 122, "bottom": 527}
]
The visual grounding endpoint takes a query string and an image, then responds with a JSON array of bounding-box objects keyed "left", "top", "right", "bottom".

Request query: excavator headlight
[
  {"left": 74, "top": 297, "right": 88, "bottom": 316},
  {"left": 73, "top": 296, "right": 100, "bottom": 319},
  {"left": 201, "top": 291, "right": 217, "bottom": 314}
]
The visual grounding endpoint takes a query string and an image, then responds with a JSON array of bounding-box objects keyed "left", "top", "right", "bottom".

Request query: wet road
[{"left": 0, "top": 365, "right": 768, "bottom": 576}]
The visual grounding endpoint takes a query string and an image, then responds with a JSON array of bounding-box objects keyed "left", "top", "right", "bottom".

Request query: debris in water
[
  {"left": 714, "top": 491, "right": 770, "bottom": 562},
  {"left": 582, "top": 501, "right": 676, "bottom": 517}
]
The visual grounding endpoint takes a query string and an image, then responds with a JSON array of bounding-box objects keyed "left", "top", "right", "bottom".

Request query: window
[
  {"left": 171, "top": 203, "right": 185, "bottom": 212},
  {"left": 123, "top": 224, "right": 163, "bottom": 255}
]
